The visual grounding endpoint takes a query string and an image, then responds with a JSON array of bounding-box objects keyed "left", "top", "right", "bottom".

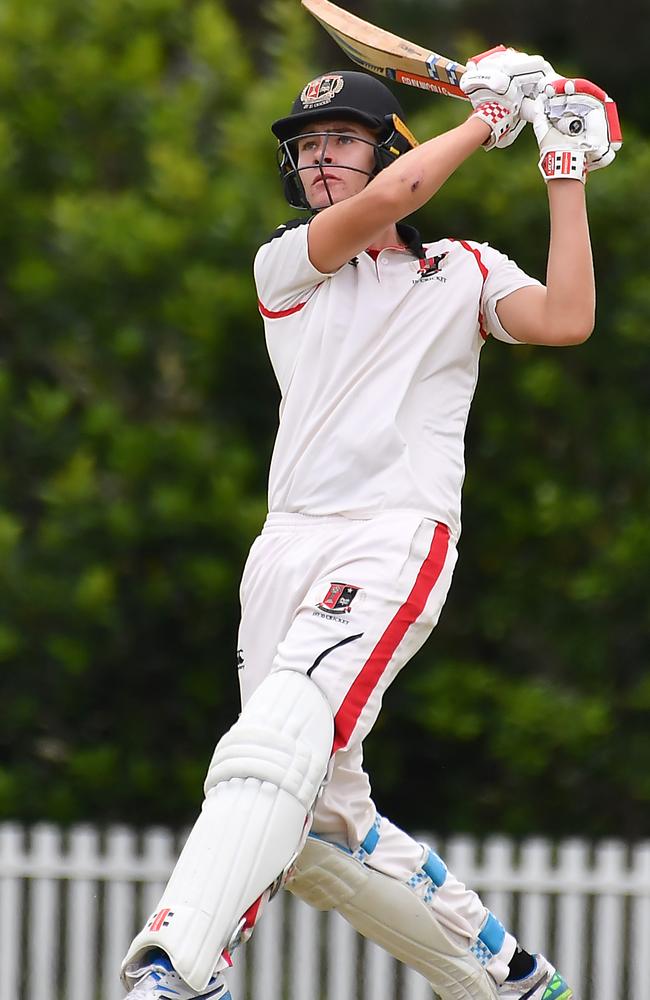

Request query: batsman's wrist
[
  {"left": 463, "top": 113, "right": 493, "bottom": 147},
  {"left": 470, "top": 101, "right": 517, "bottom": 150},
  {"left": 538, "top": 148, "right": 587, "bottom": 183}
]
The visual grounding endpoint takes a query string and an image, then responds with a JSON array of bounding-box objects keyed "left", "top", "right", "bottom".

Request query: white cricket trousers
[
  {"left": 237, "top": 510, "right": 516, "bottom": 982},
  {"left": 237, "top": 509, "right": 456, "bottom": 870}
]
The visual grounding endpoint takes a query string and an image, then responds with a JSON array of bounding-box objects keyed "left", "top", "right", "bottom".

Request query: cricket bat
[
  {"left": 300, "top": 0, "right": 545, "bottom": 122},
  {"left": 301, "top": 0, "right": 468, "bottom": 100}
]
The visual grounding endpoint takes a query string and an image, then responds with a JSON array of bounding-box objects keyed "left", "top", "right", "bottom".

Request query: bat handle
[{"left": 520, "top": 96, "right": 537, "bottom": 123}]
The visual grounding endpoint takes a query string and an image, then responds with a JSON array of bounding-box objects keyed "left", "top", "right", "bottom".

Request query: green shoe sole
[{"left": 542, "top": 973, "right": 573, "bottom": 1000}]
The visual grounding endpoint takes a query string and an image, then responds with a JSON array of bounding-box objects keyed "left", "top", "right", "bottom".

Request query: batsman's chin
[
  {"left": 307, "top": 175, "right": 347, "bottom": 204},
  {"left": 308, "top": 187, "right": 349, "bottom": 211}
]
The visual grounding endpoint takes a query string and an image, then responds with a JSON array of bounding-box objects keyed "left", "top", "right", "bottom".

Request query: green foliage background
[{"left": 0, "top": 0, "right": 648, "bottom": 837}]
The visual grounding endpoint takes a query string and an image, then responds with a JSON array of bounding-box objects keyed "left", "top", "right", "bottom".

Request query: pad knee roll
[
  {"left": 122, "top": 671, "right": 333, "bottom": 993},
  {"left": 205, "top": 670, "right": 330, "bottom": 809}
]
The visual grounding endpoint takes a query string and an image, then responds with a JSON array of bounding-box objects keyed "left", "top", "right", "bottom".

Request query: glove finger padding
[
  {"left": 460, "top": 45, "right": 557, "bottom": 150},
  {"left": 534, "top": 77, "right": 623, "bottom": 180}
]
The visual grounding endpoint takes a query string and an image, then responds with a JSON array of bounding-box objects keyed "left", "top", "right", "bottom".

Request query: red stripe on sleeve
[
  {"left": 451, "top": 239, "right": 489, "bottom": 340},
  {"left": 258, "top": 281, "right": 323, "bottom": 319},
  {"left": 332, "top": 522, "right": 451, "bottom": 754},
  {"left": 453, "top": 238, "right": 489, "bottom": 281},
  {"left": 258, "top": 298, "right": 308, "bottom": 319}
]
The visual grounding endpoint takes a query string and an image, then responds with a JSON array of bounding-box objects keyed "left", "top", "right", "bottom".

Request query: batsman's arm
[
  {"left": 495, "top": 182, "right": 595, "bottom": 346},
  {"left": 308, "top": 116, "right": 491, "bottom": 273},
  {"left": 494, "top": 75, "right": 622, "bottom": 346}
]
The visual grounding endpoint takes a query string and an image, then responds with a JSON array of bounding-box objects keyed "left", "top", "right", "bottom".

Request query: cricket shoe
[
  {"left": 497, "top": 955, "right": 572, "bottom": 1000},
  {"left": 122, "top": 951, "right": 232, "bottom": 1000}
]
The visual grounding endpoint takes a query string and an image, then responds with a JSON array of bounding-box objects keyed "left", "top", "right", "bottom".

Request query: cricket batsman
[{"left": 119, "top": 45, "right": 621, "bottom": 1000}]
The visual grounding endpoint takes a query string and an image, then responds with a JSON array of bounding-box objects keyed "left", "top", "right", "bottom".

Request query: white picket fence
[{"left": 1, "top": 824, "right": 649, "bottom": 1000}]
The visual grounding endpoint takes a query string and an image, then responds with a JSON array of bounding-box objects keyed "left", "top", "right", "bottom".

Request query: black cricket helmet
[{"left": 272, "top": 70, "right": 418, "bottom": 210}]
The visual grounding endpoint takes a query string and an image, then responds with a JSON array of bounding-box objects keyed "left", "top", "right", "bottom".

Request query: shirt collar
[{"left": 364, "top": 224, "right": 425, "bottom": 261}]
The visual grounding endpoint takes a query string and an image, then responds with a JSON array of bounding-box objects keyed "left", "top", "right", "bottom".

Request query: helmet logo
[{"left": 300, "top": 74, "right": 345, "bottom": 109}]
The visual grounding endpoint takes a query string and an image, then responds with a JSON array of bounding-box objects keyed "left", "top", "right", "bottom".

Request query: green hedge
[{"left": 0, "top": 0, "right": 647, "bottom": 835}]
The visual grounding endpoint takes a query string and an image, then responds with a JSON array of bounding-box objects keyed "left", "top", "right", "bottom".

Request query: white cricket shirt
[{"left": 253, "top": 220, "right": 540, "bottom": 538}]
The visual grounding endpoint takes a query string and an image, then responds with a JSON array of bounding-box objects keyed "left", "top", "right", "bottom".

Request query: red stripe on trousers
[{"left": 332, "top": 522, "right": 451, "bottom": 753}]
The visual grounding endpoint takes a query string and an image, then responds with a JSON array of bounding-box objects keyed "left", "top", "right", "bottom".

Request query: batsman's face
[{"left": 296, "top": 119, "right": 378, "bottom": 210}]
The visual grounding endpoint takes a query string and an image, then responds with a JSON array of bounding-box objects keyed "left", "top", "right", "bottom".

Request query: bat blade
[{"left": 301, "top": 0, "right": 469, "bottom": 101}]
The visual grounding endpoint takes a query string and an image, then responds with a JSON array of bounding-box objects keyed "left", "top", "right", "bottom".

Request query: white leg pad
[
  {"left": 287, "top": 837, "right": 499, "bottom": 1000},
  {"left": 122, "top": 671, "right": 333, "bottom": 992}
]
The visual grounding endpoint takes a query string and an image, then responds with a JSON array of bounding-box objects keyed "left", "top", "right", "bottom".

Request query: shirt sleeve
[
  {"left": 477, "top": 243, "right": 543, "bottom": 345},
  {"left": 253, "top": 220, "right": 340, "bottom": 317}
]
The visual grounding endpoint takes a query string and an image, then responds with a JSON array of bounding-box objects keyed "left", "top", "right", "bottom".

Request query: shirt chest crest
[{"left": 411, "top": 252, "right": 449, "bottom": 285}]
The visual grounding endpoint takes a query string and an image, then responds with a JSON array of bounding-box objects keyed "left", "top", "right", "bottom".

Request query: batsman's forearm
[
  {"left": 370, "top": 116, "right": 490, "bottom": 217},
  {"left": 544, "top": 181, "right": 595, "bottom": 341}
]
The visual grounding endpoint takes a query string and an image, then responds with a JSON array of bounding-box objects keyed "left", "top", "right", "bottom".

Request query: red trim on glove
[
  {"left": 546, "top": 78, "right": 623, "bottom": 144},
  {"left": 469, "top": 44, "right": 508, "bottom": 63},
  {"left": 605, "top": 101, "right": 623, "bottom": 144},
  {"left": 547, "top": 77, "right": 608, "bottom": 101}
]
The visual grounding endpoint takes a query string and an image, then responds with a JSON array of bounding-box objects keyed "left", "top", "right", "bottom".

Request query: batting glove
[
  {"left": 460, "top": 45, "right": 556, "bottom": 150},
  {"left": 533, "top": 77, "right": 623, "bottom": 182}
]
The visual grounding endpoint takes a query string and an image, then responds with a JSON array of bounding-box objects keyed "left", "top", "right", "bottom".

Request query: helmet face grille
[
  {"left": 272, "top": 73, "right": 418, "bottom": 210},
  {"left": 276, "top": 129, "right": 379, "bottom": 211}
]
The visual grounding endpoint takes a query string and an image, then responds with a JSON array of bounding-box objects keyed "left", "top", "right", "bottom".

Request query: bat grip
[{"left": 520, "top": 97, "right": 536, "bottom": 123}]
